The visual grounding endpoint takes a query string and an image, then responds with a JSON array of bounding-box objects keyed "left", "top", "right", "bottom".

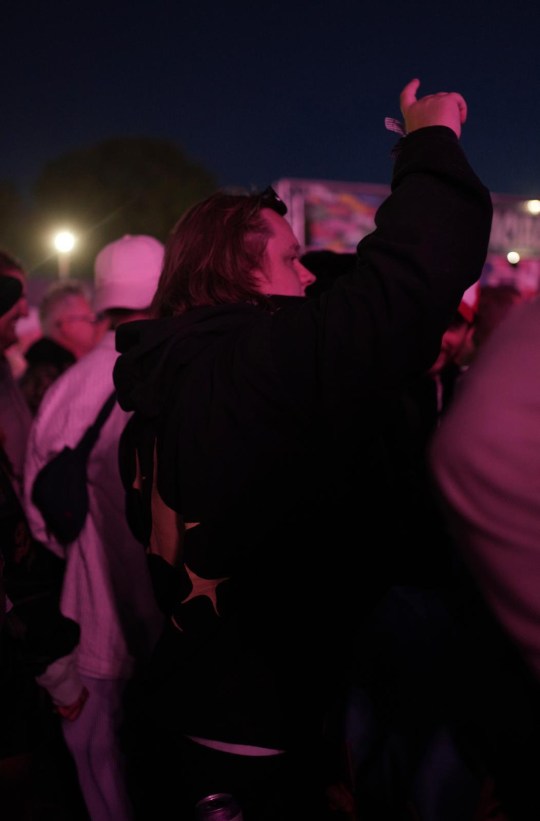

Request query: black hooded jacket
[{"left": 113, "top": 126, "right": 492, "bottom": 750}]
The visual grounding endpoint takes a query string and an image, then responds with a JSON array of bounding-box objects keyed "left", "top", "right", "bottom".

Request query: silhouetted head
[{"left": 153, "top": 187, "right": 315, "bottom": 317}]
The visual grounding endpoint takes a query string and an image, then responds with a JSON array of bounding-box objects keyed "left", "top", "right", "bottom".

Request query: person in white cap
[{"left": 23, "top": 234, "right": 166, "bottom": 821}]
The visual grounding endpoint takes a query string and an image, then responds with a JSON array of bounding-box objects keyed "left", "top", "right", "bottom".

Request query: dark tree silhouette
[
  {"left": 0, "top": 181, "right": 30, "bottom": 265},
  {"left": 29, "top": 137, "right": 217, "bottom": 278}
]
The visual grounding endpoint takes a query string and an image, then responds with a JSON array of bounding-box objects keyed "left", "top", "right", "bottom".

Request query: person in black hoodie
[{"left": 113, "top": 78, "right": 493, "bottom": 820}]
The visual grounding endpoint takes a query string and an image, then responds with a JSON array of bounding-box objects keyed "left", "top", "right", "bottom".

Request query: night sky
[{"left": 4, "top": 0, "right": 540, "bottom": 199}]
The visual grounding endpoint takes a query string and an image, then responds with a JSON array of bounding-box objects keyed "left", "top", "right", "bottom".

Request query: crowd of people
[{"left": 1, "top": 76, "right": 540, "bottom": 821}]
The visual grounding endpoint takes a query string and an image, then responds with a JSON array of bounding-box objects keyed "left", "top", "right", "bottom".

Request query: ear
[{"left": 251, "top": 265, "right": 270, "bottom": 295}]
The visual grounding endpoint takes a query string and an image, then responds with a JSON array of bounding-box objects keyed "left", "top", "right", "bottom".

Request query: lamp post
[{"left": 53, "top": 230, "right": 76, "bottom": 279}]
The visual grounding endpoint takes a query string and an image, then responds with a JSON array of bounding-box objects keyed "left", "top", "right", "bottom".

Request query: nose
[
  {"left": 18, "top": 297, "right": 30, "bottom": 318},
  {"left": 297, "top": 262, "right": 317, "bottom": 293}
]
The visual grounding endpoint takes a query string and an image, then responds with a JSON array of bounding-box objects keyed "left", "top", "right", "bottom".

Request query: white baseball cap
[{"left": 94, "top": 234, "right": 164, "bottom": 313}]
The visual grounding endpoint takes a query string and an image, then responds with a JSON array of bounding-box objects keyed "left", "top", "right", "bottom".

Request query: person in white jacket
[{"left": 23, "top": 235, "right": 166, "bottom": 821}]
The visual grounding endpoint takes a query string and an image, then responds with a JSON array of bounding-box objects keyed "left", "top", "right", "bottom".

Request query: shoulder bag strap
[{"left": 77, "top": 391, "right": 117, "bottom": 454}]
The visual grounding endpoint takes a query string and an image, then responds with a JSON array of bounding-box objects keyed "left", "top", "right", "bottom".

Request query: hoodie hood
[{"left": 114, "top": 304, "right": 266, "bottom": 418}]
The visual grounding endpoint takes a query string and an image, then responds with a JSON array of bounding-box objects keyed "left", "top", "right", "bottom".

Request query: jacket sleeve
[{"left": 271, "top": 126, "right": 493, "bottom": 417}]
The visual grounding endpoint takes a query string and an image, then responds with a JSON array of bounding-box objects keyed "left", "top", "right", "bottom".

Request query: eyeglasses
[{"left": 258, "top": 186, "right": 288, "bottom": 217}]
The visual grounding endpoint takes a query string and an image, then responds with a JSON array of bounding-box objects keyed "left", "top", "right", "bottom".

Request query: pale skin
[
  {"left": 400, "top": 77, "right": 467, "bottom": 138},
  {"left": 255, "top": 208, "right": 316, "bottom": 297},
  {"left": 428, "top": 320, "right": 474, "bottom": 376},
  {"left": 55, "top": 685, "right": 89, "bottom": 721},
  {"left": 51, "top": 294, "right": 98, "bottom": 359}
]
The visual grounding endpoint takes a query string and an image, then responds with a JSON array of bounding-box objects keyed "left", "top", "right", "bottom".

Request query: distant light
[
  {"left": 507, "top": 250, "right": 520, "bottom": 265},
  {"left": 526, "top": 199, "right": 540, "bottom": 215},
  {"left": 53, "top": 230, "right": 76, "bottom": 253}
]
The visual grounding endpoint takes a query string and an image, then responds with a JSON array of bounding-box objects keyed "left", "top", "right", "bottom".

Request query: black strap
[{"left": 77, "top": 391, "right": 117, "bottom": 454}]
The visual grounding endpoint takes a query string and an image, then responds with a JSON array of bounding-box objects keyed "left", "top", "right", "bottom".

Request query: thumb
[
  {"left": 454, "top": 93, "right": 468, "bottom": 124},
  {"left": 400, "top": 78, "right": 421, "bottom": 114}
]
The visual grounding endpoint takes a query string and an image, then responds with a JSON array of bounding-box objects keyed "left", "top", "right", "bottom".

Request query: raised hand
[
  {"left": 400, "top": 78, "right": 467, "bottom": 138},
  {"left": 55, "top": 685, "right": 90, "bottom": 721}
]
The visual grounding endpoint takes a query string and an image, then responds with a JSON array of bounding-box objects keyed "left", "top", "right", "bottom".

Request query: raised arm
[{"left": 275, "top": 79, "right": 493, "bottom": 407}]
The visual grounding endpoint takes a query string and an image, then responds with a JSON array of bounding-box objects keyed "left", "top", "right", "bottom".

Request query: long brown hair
[{"left": 152, "top": 191, "right": 275, "bottom": 317}]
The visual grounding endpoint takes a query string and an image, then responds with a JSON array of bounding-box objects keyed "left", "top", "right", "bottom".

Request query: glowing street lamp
[
  {"left": 53, "top": 230, "right": 76, "bottom": 278},
  {"left": 526, "top": 199, "right": 540, "bottom": 216},
  {"left": 507, "top": 250, "right": 520, "bottom": 266}
]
